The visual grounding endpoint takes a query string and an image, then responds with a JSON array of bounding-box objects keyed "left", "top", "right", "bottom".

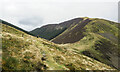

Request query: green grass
[
  {"left": 2, "top": 23, "right": 116, "bottom": 71},
  {"left": 84, "top": 19, "right": 119, "bottom": 37}
]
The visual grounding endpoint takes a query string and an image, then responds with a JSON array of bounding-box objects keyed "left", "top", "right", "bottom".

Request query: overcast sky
[{"left": 0, "top": 0, "right": 119, "bottom": 31}]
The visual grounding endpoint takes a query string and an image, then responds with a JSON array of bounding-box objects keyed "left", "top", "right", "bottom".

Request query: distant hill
[
  {"left": 30, "top": 18, "right": 84, "bottom": 40},
  {"left": 30, "top": 17, "right": 120, "bottom": 70},
  {"left": 1, "top": 20, "right": 116, "bottom": 71}
]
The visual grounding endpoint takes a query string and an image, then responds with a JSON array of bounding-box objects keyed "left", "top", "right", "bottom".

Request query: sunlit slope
[
  {"left": 58, "top": 18, "right": 120, "bottom": 70},
  {"left": 1, "top": 22, "right": 116, "bottom": 71}
]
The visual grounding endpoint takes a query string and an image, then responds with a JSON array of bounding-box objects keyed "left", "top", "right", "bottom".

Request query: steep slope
[
  {"left": 57, "top": 18, "right": 120, "bottom": 70},
  {"left": 1, "top": 20, "right": 116, "bottom": 71},
  {"left": 52, "top": 18, "right": 92, "bottom": 43},
  {"left": 30, "top": 18, "right": 84, "bottom": 40}
]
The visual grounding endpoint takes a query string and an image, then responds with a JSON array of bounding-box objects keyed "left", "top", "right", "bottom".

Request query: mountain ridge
[{"left": 30, "top": 17, "right": 120, "bottom": 70}]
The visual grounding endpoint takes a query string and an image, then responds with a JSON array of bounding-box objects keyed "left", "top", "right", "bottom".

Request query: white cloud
[{"left": 0, "top": 0, "right": 119, "bottom": 31}]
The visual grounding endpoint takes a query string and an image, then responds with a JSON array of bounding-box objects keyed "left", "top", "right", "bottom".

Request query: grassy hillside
[
  {"left": 1, "top": 21, "right": 117, "bottom": 71},
  {"left": 54, "top": 18, "right": 120, "bottom": 70},
  {"left": 2, "top": 20, "right": 35, "bottom": 36},
  {"left": 51, "top": 18, "right": 119, "bottom": 43}
]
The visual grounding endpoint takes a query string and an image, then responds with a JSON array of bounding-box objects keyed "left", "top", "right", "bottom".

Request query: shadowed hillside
[
  {"left": 1, "top": 20, "right": 117, "bottom": 71},
  {"left": 51, "top": 18, "right": 92, "bottom": 43}
]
